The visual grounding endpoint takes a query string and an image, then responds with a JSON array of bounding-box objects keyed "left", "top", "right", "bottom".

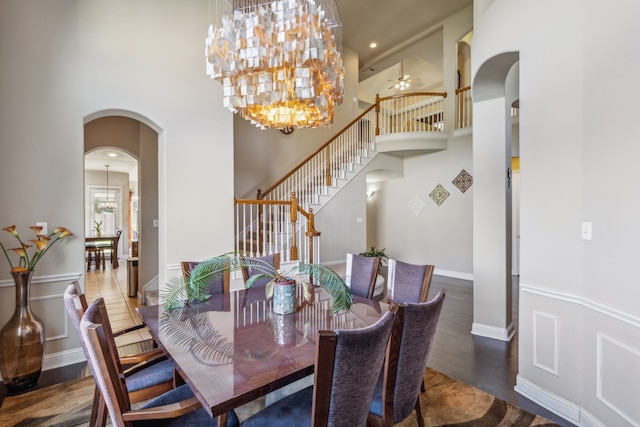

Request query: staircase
[{"left": 235, "top": 92, "right": 448, "bottom": 264}]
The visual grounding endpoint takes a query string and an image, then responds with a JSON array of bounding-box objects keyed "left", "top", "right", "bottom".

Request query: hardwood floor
[{"left": 0, "top": 263, "right": 574, "bottom": 426}]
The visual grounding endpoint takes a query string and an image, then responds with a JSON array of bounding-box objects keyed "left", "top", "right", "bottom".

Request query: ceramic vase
[
  {"left": 0, "top": 270, "right": 45, "bottom": 392},
  {"left": 273, "top": 280, "right": 297, "bottom": 315}
]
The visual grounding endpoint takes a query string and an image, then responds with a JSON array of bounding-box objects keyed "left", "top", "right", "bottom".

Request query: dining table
[
  {"left": 137, "top": 284, "right": 390, "bottom": 425},
  {"left": 85, "top": 235, "right": 119, "bottom": 268}
]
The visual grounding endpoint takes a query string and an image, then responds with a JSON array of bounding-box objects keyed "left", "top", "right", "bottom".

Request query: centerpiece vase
[
  {"left": 272, "top": 280, "right": 297, "bottom": 315},
  {"left": 0, "top": 270, "right": 45, "bottom": 392}
]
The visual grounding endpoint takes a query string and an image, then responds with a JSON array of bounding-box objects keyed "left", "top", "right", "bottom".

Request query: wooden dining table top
[{"left": 137, "top": 284, "right": 390, "bottom": 420}]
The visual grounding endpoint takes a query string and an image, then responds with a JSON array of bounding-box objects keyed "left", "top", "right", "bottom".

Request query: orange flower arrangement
[{"left": 0, "top": 225, "right": 73, "bottom": 272}]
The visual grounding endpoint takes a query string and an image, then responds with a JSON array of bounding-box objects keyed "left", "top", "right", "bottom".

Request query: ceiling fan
[{"left": 388, "top": 61, "right": 419, "bottom": 91}]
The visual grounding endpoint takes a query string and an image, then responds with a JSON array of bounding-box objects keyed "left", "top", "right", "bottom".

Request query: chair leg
[
  {"left": 87, "top": 252, "right": 92, "bottom": 272},
  {"left": 414, "top": 395, "right": 425, "bottom": 427},
  {"left": 100, "top": 249, "right": 106, "bottom": 270},
  {"left": 421, "top": 378, "right": 426, "bottom": 393},
  {"left": 90, "top": 385, "right": 108, "bottom": 427}
]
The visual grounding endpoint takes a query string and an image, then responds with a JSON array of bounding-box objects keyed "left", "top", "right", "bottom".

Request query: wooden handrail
[
  {"left": 260, "top": 91, "right": 447, "bottom": 199},
  {"left": 377, "top": 91, "right": 448, "bottom": 103},
  {"left": 260, "top": 105, "right": 377, "bottom": 198},
  {"left": 234, "top": 192, "right": 319, "bottom": 262},
  {"left": 455, "top": 86, "right": 471, "bottom": 95}
]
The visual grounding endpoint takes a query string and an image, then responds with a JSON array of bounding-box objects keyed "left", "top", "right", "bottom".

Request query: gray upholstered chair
[
  {"left": 386, "top": 259, "right": 435, "bottom": 304},
  {"left": 241, "top": 308, "right": 397, "bottom": 427},
  {"left": 240, "top": 253, "right": 280, "bottom": 288},
  {"left": 345, "top": 253, "right": 381, "bottom": 299},
  {"left": 367, "top": 291, "right": 446, "bottom": 427},
  {"left": 181, "top": 261, "right": 231, "bottom": 295},
  {"left": 80, "top": 297, "right": 239, "bottom": 427},
  {"left": 64, "top": 282, "right": 176, "bottom": 427}
]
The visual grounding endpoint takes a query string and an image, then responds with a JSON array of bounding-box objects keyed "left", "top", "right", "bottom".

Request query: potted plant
[
  {"left": 161, "top": 254, "right": 352, "bottom": 315},
  {"left": 94, "top": 220, "right": 102, "bottom": 237},
  {"left": 359, "top": 245, "right": 388, "bottom": 266}
]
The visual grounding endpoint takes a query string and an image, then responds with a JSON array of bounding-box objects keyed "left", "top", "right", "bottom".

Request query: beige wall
[
  {"left": 473, "top": 1, "right": 640, "bottom": 425},
  {"left": 0, "top": 0, "right": 234, "bottom": 370}
]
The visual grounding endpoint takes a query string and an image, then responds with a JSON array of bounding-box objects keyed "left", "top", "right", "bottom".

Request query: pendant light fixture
[{"left": 205, "top": 0, "right": 344, "bottom": 130}]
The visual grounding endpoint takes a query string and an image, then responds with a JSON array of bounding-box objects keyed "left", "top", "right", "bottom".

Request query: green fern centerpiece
[{"left": 161, "top": 253, "right": 352, "bottom": 314}]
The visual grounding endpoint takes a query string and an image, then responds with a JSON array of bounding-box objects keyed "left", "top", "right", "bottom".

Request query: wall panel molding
[
  {"left": 0, "top": 272, "right": 83, "bottom": 288},
  {"left": 520, "top": 283, "right": 640, "bottom": 329},
  {"left": 533, "top": 310, "right": 558, "bottom": 375}
]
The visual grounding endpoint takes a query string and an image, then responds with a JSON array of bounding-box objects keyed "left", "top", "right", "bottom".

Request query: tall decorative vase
[{"left": 0, "top": 270, "right": 45, "bottom": 392}]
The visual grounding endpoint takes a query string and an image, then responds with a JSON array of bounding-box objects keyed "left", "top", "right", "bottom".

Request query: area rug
[{"left": 0, "top": 368, "right": 560, "bottom": 427}]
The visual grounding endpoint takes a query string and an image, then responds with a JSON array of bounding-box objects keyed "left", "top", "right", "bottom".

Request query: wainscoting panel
[
  {"left": 31, "top": 293, "right": 68, "bottom": 342},
  {"left": 596, "top": 333, "right": 640, "bottom": 426},
  {"left": 518, "top": 283, "right": 640, "bottom": 426},
  {"left": 533, "top": 310, "right": 558, "bottom": 375}
]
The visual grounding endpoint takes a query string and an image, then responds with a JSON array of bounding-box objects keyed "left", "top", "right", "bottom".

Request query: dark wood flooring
[{"left": 0, "top": 273, "right": 575, "bottom": 426}]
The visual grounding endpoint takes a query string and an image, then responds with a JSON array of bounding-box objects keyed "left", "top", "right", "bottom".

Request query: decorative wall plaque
[
  {"left": 408, "top": 195, "right": 426, "bottom": 216},
  {"left": 452, "top": 169, "right": 473, "bottom": 193},
  {"left": 429, "top": 184, "right": 450, "bottom": 206}
]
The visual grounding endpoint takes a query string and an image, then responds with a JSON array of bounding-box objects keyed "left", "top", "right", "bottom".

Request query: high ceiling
[
  {"left": 337, "top": 0, "right": 472, "bottom": 102},
  {"left": 86, "top": 0, "right": 472, "bottom": 171}
]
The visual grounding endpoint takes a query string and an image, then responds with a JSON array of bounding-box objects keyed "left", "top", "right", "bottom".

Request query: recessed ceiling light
[
  {"left": 108, "top": 152, "right": 117, "bottom": 157},
  {"left": 369, "top": 42, "right": 377, "bottom": 48}
]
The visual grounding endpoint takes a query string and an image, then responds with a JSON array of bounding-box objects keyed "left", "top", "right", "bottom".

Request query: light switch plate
[
  {"left": 36, "top": 222, "right": 47, "bottom": 235},
  {"left": 581, "top": 222, "right": 592, "bottom": 240}
]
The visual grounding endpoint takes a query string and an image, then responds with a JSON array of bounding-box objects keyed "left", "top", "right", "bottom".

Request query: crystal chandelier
[
  {"left": 97, "top": 165, "right": 116, "bottom": 212},
  {"left": 205, "top": 0, "right": 344, "bottom": 129}
]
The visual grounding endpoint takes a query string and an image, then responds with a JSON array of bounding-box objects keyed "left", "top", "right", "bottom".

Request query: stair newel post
[
  {"left": 305, "top": 208, "right": 321, "bottom": 284},
  {"left": 375, "top": 94, "right": 380, "bottom": 136},
  {"left": 324, "top": 146, "right": 332, "bottom": 187},
  {"left": 289, "top": 192, "right": 299, "bottom": 261}
]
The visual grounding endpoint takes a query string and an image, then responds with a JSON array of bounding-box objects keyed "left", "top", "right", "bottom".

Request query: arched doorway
[
  {"left": 83, "top": 114, "right": 159, "bottom": 301},
  {"left": 471, "top": 52, "right": 520, "bottom": 341}
]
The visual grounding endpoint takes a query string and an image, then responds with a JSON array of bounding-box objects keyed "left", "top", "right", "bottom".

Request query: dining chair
[
  {"left": 345, "top": 253, "right": 380, "bottom": 299},
  {"left": 181, "top": 261, "right": 231, "bottom": 295},
  {"left": 367, "top": 291, "right": 446, "bottom": 427},
  {"left": 80, "top": 297, "right": 240, "bottom": 427},
  {"left": 240, "top": 253, "right": 280, "bottom": 288},
  {"left": 64, "top": 282, "right": 177, "bottom": 427},
  {"left": 386, "top": 259, "right": 435, "bottom": 304},
  {"left": 240, "top": 308, "right": 397, "bottom": 427},
  {"left": 96, "top": 229, "right": 122, "bottom": 267},
  {"left": 86, "top": 243, "right": 105, "bottom": 271}
]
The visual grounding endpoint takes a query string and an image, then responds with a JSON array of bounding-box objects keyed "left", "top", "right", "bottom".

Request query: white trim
[
  {"left": 471, "top": 321, "right": 514, "bottom": 341},
  {"left": 515, "top": 374, "right": 581, "bottom": 425},
  {"left": 520, "top": 283, "right": 640, "bottom": 329},
  {"left": 532, "top": 310, "right": 559, "bottom": 376},
  {"left": 0, "top": 272, "right": 83, "bottom": 288},
  {"left": 43, "top": 347, "right": 86, "bottom": 371},
  {"left": 580, "top": 408, "right": 607, "bottom": 427},
  {"left": 434, "top": 268, "right": 473, "bottom": 281}
]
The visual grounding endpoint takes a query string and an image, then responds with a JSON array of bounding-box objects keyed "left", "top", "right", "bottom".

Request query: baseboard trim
[
  {"left": 515, "top": 374, "right": 582, "bottom": 426},
  {"left": 434, "top": 268, "right": 473, "bottom": 281},
  {"left": 43, "top": 347, "right": 86, "bottom": 371},
  {"left": 471, "top": 321, "right": 515, "bottom": 341}
]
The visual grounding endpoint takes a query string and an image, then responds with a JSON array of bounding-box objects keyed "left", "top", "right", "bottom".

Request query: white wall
[
  {"left": 0, "top": 0, "right": 234, "bottom": 368},
  {"left": 473, "top": 1, "right": 640, "bottom": 425},
  {"left": 374, "top": 135, "right": 473, "bottom": 277}
]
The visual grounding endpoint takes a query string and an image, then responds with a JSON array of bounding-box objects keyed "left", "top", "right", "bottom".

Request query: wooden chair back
[
  {"left": 345, "top": 253, "right": 380, "bottom": 299},
  {"left": 240, "top": 253, "right": 281, "bottom": 287},
  {"left": 370, "top": 292, "right": 446, "bottom": 427},
  {"left": 312, "top": 308, "right": 396, "bottom": 426},
  {"left": 181, "top": 261, "right": 231, "bottom": 295},
  {"left": 386, "top": 259, "right": 434, "bottom": 303}
]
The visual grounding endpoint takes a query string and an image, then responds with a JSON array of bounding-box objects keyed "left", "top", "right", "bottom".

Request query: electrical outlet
[
  {"left": 36, "top": 222, "right": 47, "bottom": 235},
  {"left": 153, "top": 219, "right": 159, "bottom": 227}
]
